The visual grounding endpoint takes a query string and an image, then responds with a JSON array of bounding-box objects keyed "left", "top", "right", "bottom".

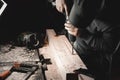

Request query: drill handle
[{"left": 0, "top": 70, "right": 11, "bottom": 80}]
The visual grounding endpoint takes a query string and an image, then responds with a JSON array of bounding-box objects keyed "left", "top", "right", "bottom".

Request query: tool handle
[
  {"left": 68, "top": 33, "right": 76, "bottom": 43},
  {"left": 0, "top": 70, "right": 11, "bottom": 80}
]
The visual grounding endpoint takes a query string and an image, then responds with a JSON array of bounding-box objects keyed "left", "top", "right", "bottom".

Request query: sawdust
[
  {"left": 0, "top": 44, "right": 39, "bottom": 62},
  {"left": 0, "top": 43, "right": 42, "bottom": 80}
]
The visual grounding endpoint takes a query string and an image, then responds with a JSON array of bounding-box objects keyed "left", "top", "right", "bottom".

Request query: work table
[
  {"left": 0, "top": 29, "right": 94, "bottom": 80},
  {"left": 42, "top": 29, "right": 94, "bottom": 80}
]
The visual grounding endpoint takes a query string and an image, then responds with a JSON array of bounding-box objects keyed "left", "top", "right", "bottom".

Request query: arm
[
  {"left": 55, "top": 0, "right": 68, "bottom": 17},
  {"left": 65, "top": 0, "right": 105, "bottom": 37}
]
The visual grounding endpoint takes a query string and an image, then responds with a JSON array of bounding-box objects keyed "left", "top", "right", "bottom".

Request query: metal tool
[
  {"left": 64, "top": 11, "right": 76, "bottom": 55},
  {"left": 23, "top": 66, "right": 38, "bottom": 80},
  {"left": 0, "top": 62, "right": 39, "bottom": 80},
  {"left": 68, "top": 33, "right": 76, "bottom": 55}
]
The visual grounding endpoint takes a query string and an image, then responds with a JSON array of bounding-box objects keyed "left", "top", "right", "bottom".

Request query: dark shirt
[
  {"left": 69, "top": 0, "right": 120, "bottom": 56},
  {"left": 69, "top": 0, "right": 120, "bottom": 29},
  {"left": 68, "top": 1, "right": 120, "bottom": 79}
]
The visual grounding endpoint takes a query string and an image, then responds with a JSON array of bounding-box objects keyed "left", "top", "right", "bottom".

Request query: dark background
[
  {"left": 0, "top": 0, "right": 67, "bottom": 42},
  {"left": 0, "top": 1, "right": 120, "bottom": 79}
]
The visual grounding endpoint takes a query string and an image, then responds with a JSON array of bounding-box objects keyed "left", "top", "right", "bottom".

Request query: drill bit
[
  {"left": 71, "top": 42, "right": 74, "bottom": 55},
  {"left": 68, "top": 33, "right": 76, "bottom": 55},
  {"left": 65, "top": 13, "right": 75, "bottom": 55}
]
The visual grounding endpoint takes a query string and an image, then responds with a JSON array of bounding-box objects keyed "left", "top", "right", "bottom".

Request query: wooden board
[
  {"left": 44, "top": 29, "right": 94, "bottom": 80},
  {"left": 40, "top": 46, "right": 63, "bottom": 80},
  {"left": 0, "top": 29, "right": 94, "bottom": 80}
]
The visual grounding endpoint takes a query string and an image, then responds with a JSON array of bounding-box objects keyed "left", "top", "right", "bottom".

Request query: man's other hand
[{"left": 55, "top": 0, "right": 68, "bottom": 17}]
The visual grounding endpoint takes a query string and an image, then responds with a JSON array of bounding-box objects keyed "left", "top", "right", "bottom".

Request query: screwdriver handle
[{"left": 0, "top": 70, "right": 11, "bottom": 80}]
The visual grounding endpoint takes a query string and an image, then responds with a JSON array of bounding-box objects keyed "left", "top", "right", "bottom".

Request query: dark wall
[{"left": 0, "top": 0, "right": 65, "bottom": 42}]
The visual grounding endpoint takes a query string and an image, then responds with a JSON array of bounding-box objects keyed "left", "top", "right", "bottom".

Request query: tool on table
[
  {"left": 0, "top": 70, "right": 11, "bottom": 80},
  {"left": 22, "top": 66, "right": 38, "bottom": 80},
  {"left": 34, "top": 48, "right": 48, "bottom": 80},
  {"left": 0, "top": 40, "right": 49, "bottom": 80},
  {"left": 0, "top": 62, "right": 39, "bottom": 80}
]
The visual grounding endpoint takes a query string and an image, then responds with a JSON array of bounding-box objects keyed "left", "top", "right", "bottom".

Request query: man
[{"left": 55, "top": 0, "right": 120, "bottom": 80}]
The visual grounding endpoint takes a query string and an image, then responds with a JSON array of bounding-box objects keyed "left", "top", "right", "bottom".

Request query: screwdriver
[{"left": 65, "top": 12, "right": 76, "bottom": 55}]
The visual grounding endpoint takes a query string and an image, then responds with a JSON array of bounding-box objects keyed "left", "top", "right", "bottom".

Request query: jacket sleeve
[{"left": 68, "top": 0, "right": 104, "bottom": 28}]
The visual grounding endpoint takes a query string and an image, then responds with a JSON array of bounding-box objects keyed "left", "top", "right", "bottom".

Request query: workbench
[
  {"left": 0, "top": 29, "right": 94, "bottom": 80},
  {"left": 41, "top": 29, "right": 94, "bottom": 80}
]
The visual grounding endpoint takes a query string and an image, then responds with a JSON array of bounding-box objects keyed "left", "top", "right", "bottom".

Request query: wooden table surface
[
  {"left": 40, "top": 29, "right": 94, "bottom": 80},
  {"left": 0, "top": 29, "right": 94, "bottom": 80}
]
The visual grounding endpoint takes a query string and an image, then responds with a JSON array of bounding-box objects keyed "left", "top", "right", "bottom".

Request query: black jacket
[{"left": 69, "top": 0, "right": 120, "bottom": 29}]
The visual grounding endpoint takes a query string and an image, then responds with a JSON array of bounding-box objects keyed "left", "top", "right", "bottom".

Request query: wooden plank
[
  {"left": 46, "top": 29, "right": 69, "bottom": 80},
  {"left": 58, "top": 35, "right": 87, "bottom": 69},
  {"left": 40, "top": 46, "right": 63, "bottom": 80},
  {"left": 46, "top": 29, "right": 94, "bottom": 80}
]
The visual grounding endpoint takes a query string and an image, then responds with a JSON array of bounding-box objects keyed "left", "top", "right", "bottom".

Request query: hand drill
[
  {"left": 65, "top": 15, "right": 76, "bottom": 55},
  {"left": 68, "top": 32, "right": 76, "bottom": 54}
]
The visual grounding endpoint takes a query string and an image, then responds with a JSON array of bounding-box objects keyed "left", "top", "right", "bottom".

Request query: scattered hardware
[{"left": 0, "top": 46, "right": 50, "bottom": 80}]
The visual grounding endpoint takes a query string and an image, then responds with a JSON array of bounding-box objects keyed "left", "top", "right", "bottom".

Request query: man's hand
[
  {"left": 55, "top": 0, "right": 68, "bottom": 17},
  {"left": 64, "top": 21, "right": 78, "bottom": 37}
]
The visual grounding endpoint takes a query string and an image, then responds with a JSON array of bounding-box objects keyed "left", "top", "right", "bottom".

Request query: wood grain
[{"left": 44, "top": 29, "right": 94, "bottom": 80}]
